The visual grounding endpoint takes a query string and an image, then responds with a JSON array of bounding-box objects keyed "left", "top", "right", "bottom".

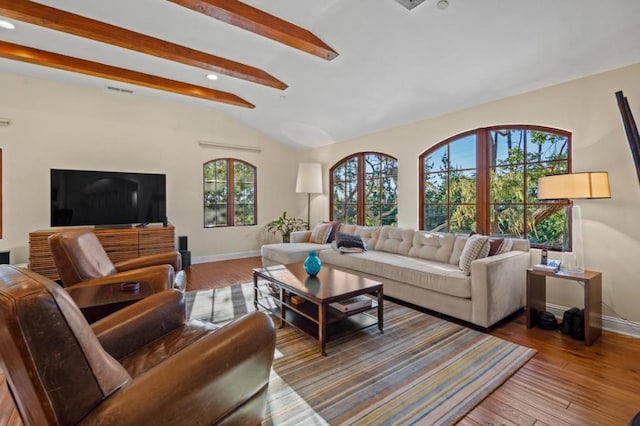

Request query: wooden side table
[
  {"left": 526, "top": 268, "right": 602, "bottom": 345},
  {"left": 66, "top": 282, "right": 154, "bottom": 323}
]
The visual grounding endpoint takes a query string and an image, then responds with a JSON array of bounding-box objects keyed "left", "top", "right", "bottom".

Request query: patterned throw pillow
[
  {"left": 309, "top": 223, "right": 332, "bottom": 244},
  {"left": 488, "top": 238, "right": 504, "bottom": 256},
  {"left": 458, "top": 234, "right": 490, "bottom": 275},
  {"left": 496, "top": 238, "right": 513, "bottom": 254},
  {"left": 322, "top": 221, "right": 341, "bottom": 242},
  {"left": 487, "top": 237, "right": 515, "bottom": 256}
]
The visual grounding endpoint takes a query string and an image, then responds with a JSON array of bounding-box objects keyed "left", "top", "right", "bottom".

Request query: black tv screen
[{"left": 51, "top": 169, "right": 166, "bottom": 227}]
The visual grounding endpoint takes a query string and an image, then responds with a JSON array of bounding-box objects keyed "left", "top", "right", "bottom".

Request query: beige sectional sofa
[{"left": 261, "top": 225, "right": 531, "bottom": 329}]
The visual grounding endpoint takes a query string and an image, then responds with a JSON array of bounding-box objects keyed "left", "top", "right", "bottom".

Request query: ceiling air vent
[
  {"left": 106, "top": 85, "right": 134, "bottom": 94},
  {"left": 395, "top": 0, "right": 428, "bottom": 10}
]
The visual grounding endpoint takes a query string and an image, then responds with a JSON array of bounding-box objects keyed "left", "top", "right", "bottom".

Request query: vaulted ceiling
[{"left": 1, "top": 0, "right": 639, "bottom": 149}]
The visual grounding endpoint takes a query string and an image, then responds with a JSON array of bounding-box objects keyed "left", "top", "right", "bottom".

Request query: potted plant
[{"left": 266, "top": 211, "right": 306, "bottom": 243}]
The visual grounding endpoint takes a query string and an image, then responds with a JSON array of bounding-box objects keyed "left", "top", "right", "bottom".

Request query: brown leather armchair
[
  {"left": 0, "top": 265, "right": 276, "bottom": 425},
  {"left": 48, "top": 229, "right": 186, "bottom": 292}
]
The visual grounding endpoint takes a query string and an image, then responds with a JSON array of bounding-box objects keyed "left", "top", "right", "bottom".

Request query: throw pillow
[
  {"left": 458, "top": 234, "right": 490, "bottom": 275},
  {"left": 322, "top": 221, "right": 341, "bottom": 242},
  {"left": 488, "top": 238, "right": 504, "bottom": 256},
  {"left": 309, "top": 223, "right": 332, "bottom": 244},
  {"left": 335, "top": 232, "right": 367, "bottom": 251},
  {"left": 496, "top": 238, "right": 513, "bottom": 254}
]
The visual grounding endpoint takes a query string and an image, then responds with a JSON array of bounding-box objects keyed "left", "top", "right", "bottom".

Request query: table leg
[
  {"left": 584, "top": 275, "right": 602, "bottom": 346},
  {"left": 279, "top": 286, "right": 285, "bottom": 329},
  {"left": 253, "top": 273, "right": 258, "bottom": 311},
  {"left": 526, "top": 270, "right": 547, "bottom": 328},
  {"left": 319, "top": 302, "right": 327, "bottom": 356},
  {"left": 377, "top": 288, "right": 384, "bottom": 334}
]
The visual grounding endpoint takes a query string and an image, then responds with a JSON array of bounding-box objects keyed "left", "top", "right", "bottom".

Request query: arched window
[
  {"left": 419, "top": 126, "right": 570, "bottom": 248},
  {"left": 203, "top": 158, "right": 256, "bottom": 227},
  {"left": 330, "top": 152, "right": 398, "bottom": 226}
]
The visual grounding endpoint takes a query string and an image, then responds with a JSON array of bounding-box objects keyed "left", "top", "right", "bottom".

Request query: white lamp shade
[
  {"left": 537, "top": 172, "right": 611, "bottom": 200},
  {"left": 296, "top": 163, "right": 323, "bottom": 194}
]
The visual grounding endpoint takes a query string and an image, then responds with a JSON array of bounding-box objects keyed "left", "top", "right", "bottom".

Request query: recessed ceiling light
[
  {"left": 206, "top": 74, "right": 219, "bottom": 81},
  {"left": 436, "top": 0, "right": 449, "bottom": 10},
  {"left": 0, "top": 20, "right": 15, "bottom": 30}
]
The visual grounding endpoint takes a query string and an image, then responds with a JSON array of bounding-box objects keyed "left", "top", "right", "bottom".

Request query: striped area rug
[{"left": 186, "top": 283, "right": 535, "bottom": 425}]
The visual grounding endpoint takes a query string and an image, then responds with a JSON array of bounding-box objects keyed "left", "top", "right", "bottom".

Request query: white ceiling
[{"left": 1, "top": 0, "right": 640, "bottom": 150}]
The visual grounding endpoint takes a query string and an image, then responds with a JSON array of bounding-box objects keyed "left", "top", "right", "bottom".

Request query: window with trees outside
[
  {"left": 203, "top": 158, "right": 256, "bottom": 227},
  {"left": 419, "top": 126, "right": 570, "bottom": 249},
  {"left": 330, "top": 152, "right": 398, "bottom": 226}
]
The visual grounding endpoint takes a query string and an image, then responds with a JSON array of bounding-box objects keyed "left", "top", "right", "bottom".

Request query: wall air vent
[
  {"left": 395, "top": 0, "right": 428, "bottom": 10},
  {"left": 106, "top": 85, "right": 134, "bottom": 94}
]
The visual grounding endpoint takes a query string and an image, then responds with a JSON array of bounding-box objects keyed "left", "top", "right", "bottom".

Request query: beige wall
[
  {"left": 304, "top": 63, "right": 640, "bottom": 323},
  {"left": 2, "top": 63, "right": 640, "bottom": 323},
  {"left": 0, "top": 73, "right": 298, "bottom": 264}
]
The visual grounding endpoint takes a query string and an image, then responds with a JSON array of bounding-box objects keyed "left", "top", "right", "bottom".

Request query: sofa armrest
[
  {"left": 470, "top": 250, "right": 531, "bottom": 328},
  {"left": 92, "top": 289, "right": 186, "bottom": 359},
  {"left": 290, "top": 230, "right": 312, "bottom": 243},
  {"left": 67, "top": 265, "right": 174, "bottom": 293},
  {"left": 114, "top": 251, "right": 182, "bottom": 272},
  {"left": 80, "top": 312, "right": 276, "bottom": 426}
]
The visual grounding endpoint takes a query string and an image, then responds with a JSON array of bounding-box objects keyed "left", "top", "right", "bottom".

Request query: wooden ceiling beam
[
  {"left": 0, "top": 41, "right": 255, "bottom": 108},
  {"left": 168, "top": 0, "right": 339, "bottom": 61},
  {"left": 0, "top": 0, "right": 287, "bottom": 89}
]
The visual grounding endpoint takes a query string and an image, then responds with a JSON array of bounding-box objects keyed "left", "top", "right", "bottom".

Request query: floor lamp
[
  {"left": 537, "top": 172, "right": 611, "bottom": 273},
  {"left": 296, "top": 163, "right": 323, "bottom": 230}
]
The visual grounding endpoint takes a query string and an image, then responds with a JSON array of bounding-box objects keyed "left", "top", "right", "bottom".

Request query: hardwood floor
[
  {"left": 188, "top": 257, "right": 640, "bottom": 425},
  {"left": 2, "top": 257, "right": 639, "bottom": 425}
]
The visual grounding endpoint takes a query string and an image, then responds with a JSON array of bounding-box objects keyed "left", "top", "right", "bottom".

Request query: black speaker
[
  {"left": 180, "top": 250, "right": 191, "bottom": 268},
  {"left": 0, "top": 251, "right": 9, "bottom": 265},
  {"left": 178, "top": 236, "right": 188, "bottom": 251}
]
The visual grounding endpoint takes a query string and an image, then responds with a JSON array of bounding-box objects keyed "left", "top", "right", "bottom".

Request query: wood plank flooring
[
  {"left": 188, "top": 257, "right": 640, "bottom": 425},
  {"left": 2, "top": 257, "right": 639, "bottom": 425}
]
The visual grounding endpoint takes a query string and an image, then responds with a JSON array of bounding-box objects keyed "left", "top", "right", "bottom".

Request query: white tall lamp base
[{"left": 560, "top": 204, "right": 584, "bottom": 273}]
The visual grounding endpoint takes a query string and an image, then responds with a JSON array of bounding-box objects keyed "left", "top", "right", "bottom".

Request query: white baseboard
[
  {"left": 546, "top": 302, "right": 640, "bottom": 339},
  {"left": 192, "top": 250, "right": 261, "bottom": 265}
]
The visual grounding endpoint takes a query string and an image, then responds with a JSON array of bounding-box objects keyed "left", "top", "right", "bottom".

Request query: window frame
[
  {"left": 203, "top": 157, "right": 257, "bottom": 228},
  {"left": 419, "top": 125, "right": 571, "bottom": 249},
  {"left": 329, "top": 151, "right": 398, "bottom": 226}
]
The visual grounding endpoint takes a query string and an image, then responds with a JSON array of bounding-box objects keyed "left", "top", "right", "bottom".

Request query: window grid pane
[
  {"left": 204, "top": 159, "right": 256, "bottom": 227},
  {"left": 421, "top": 127, "right": 570, "bottom": 248},
  {"left": 331, "top": 153, "right": 398, "bottom": 226}
]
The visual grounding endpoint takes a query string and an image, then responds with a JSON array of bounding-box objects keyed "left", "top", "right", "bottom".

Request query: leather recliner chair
[
  {"left": 48, "top": 229, "right": 186, "bottom": 292},
  {"left": 0, "top": 265, "right": 276, "bottom": 425}
]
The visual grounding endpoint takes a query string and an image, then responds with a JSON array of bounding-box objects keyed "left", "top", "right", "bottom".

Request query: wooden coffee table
[{"left": 253, "top": 263, "right": 383, "bottom": 355}]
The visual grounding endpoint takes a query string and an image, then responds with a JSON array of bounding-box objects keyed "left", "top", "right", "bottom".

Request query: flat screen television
[{"left": 51, "top": 169, "right": 166, "bottom": 227}]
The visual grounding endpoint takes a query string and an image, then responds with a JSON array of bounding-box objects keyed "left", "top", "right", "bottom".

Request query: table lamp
[{"left": 537, "top": 172, "right": 610, "bottom": 273}]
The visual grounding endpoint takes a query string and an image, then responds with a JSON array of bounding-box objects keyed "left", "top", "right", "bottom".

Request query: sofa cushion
[
  {"left": 408, "top": 231, "right": 455, "bottom": 263},
  {"left": 449, "top": 235, "right": 469, "bottom": 265},
  {"left": 374, "top": 226, "right": 414, "bottom": 256},
  {"left": 261, "top": 242, "right": 331, "bottom": 265},
  {"left": 319, "top": 250, "right": 471, "bottom": 299},
  {"left": 309, "top": 223, "right": 332, "bottom": 244},
  {"left": 339, "top": 225, "right": 381, "bottom": 248},
  {"left": 458, "top": 234, "right": 490, "bottom": 275}
]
